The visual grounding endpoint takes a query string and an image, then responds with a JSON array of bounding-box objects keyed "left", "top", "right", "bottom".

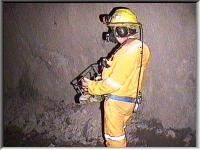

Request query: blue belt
[{"left": 109, "top": 95, "right": 137, "bottom": 103}]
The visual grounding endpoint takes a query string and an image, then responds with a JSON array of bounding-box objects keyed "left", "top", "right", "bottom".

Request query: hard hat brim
[{"left": 107, "top": 22, "right": 142, "bottom": 28}]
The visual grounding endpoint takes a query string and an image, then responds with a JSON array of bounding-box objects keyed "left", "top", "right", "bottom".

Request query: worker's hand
[{"left": 81, "top": 77, "right": 92, "bottom": 92}]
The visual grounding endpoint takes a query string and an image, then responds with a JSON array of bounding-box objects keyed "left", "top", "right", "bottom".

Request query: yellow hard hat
[{"left": 108, "top": 8, "right": 141, "bottom": 28}]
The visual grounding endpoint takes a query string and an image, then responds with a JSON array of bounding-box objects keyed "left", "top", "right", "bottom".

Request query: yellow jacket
[{"left": 88, "top": 39, "right": 151, "bottom": 98}]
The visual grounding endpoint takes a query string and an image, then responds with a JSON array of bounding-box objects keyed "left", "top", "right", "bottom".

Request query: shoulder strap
[{"left": 136, "top": 26, "right": 144, "bottom": 99}]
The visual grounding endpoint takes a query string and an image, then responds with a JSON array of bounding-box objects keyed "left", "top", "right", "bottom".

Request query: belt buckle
[{"left": 136, "top": 97, "right": 143, "bottom": 104}]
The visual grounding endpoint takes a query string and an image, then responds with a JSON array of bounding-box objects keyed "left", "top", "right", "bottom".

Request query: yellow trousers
[{"left": 104, "top": 99, "right": 135, "bottom": 147}]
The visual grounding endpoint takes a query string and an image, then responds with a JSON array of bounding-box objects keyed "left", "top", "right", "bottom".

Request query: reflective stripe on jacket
[{"left": 88, "top": 39, "right": 151, "bottom": 98}]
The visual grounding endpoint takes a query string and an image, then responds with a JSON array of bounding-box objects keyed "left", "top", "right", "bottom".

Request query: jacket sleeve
[{"left": 88, "top": 50, "right": 139, "bottom": 95}]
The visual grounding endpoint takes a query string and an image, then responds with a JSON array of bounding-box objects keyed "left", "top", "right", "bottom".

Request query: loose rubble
[
  {"left": 183, "top": 133, "right": 193, "bottom": 146},
  {"left": 3, "top": 95, "right": 196, "bottom": 147},
  {"left": 166, "top": 129, "right": 176, "bottom": 138}
]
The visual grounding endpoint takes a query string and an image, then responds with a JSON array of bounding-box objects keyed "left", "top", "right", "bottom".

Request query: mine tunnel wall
[{"left": 3, "top": 3, "right": 196, "bottom": 129}]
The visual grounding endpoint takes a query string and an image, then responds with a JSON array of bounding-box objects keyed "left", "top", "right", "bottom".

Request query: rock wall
[{"left": 3, "top": 3, "right": 196, "bottom": 130}]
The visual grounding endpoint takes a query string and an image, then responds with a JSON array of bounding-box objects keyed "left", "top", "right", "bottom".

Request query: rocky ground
[{"left": 3, "top": 95, "right": 196, "bottom": 147}]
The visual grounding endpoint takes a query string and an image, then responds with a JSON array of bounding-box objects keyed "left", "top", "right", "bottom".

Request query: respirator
[{"left": 102, "top": 28, "right": 117, "bottom": 43}]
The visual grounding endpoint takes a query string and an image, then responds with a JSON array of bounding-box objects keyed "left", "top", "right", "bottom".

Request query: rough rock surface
[
  {"left": 3, "top": 3, "right": 196, "bottom": 130},
  {"left": 4, "top": 94, "right": 104, "bottom": 146},
  {"left": 4, "top": 95, "right": 196, "bottom": 147}
]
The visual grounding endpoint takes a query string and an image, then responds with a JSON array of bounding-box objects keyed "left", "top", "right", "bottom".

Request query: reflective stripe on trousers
[{"left": 104, "top": 134, "right": 125, "bottom": 141}]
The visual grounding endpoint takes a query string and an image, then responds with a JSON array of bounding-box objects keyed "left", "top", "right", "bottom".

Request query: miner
[{"left": 82, "top": 7, "right": 151, "bottom": 147}]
